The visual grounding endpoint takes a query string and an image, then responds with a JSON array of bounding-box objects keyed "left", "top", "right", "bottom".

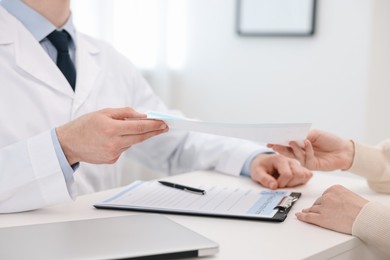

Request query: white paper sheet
[
  {"left": 146, "top": 112, "right": 311, "bottom": 146},
  {"left": 96, "top": 180, "right": 294, "bottom": 219}
]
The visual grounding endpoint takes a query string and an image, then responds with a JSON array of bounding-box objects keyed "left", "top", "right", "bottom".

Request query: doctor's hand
[
  {"left": 249, "top": 153, "right": 313, "bottom": 189},
  {"left": 296, "top": 185, "right": 369, "bottom": 234},
  {"left": 56, "top": 107, "right": 168, "bottom": 165},
  {"left": 267, "top": 129, "right": 355, "bottom": 171}
]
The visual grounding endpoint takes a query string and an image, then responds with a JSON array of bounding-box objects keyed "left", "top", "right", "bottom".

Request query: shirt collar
[{"left": 1, "top": 0, "right": 76, "bottom": 44}]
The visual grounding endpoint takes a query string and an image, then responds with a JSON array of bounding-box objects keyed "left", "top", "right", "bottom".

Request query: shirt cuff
[
  {"left": 240, "top": 151, "right": 274, "bottom": 177},
  {"left": 50, "top": 128, "right": 78, "bottom": 198}
]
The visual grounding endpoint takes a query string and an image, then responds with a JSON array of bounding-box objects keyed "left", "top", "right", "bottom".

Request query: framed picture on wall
[{"left": 236, "top": 0, "right": 317, "bottom": 37}]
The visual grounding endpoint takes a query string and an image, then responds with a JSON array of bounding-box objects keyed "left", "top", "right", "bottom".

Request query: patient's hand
[
  {"left": 296, "top": 185, "right": 369, "bottom": 234},
  {"left": 267, "top": 129, "right": 355, "bottom": 171}
]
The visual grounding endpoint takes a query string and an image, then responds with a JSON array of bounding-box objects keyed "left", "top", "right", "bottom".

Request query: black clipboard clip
[{"left": 274, "top": 195, "right": 299, "bottom": 212}]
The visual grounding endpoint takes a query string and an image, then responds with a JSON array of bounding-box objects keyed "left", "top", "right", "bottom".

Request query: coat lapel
[
  {"left": 0, "top": 6, "right": 103, "bottom": 112},
  {"left": 72, "top": 32, "right": 101, "bottom": 114},
  {"left": 0, "top": 6, "right": 73, "bottom": 98},
  {"left": 14, "top": 28, "right": 74, "bottom": 98},
  {"left": 0, "top": 11, "right": 12, "bottom": 45}
]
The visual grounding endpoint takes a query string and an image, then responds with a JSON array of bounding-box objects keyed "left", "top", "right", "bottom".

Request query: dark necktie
[{"left": 47, "top": 30, "right": 76, "bottom": 90}]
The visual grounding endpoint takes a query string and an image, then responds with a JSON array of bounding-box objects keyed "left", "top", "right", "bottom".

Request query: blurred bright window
[{"left": 72, "top": 0, "right": 187, "bottom": 70}]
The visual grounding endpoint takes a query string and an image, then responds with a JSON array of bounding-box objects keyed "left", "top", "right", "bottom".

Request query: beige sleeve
[
  {"left": 349, "top": 141, "right": 390, "bottom": 193},
  {"left": 352, "top": 202, "right": 390, "bottom": 256}
]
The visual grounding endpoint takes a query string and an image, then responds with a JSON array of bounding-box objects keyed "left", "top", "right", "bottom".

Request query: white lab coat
[{"left": 0, "top": 6, "right": 263, "bottom": 213}]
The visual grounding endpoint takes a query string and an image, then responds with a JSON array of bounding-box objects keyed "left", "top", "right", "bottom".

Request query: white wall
[
  {"left": 72, "top": 0, "right": 390, "bottom": 146},
  {"left": 365, "top": 0, "right": 390, "bottom": 144},
  {"left": 166, "top": 0, "right": 372, "bottom": 143},
  {"left": 72, "top": 0, "right": 389, "bottom": 144}
]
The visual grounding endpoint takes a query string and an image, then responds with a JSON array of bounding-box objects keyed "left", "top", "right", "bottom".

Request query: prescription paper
[{"left": 146, "top": 112, "right": 311, "bottom": 146}]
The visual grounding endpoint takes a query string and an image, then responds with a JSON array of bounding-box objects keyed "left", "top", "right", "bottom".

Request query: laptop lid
[{"left": 0, "top": 214, "right": 219, "bottom": 259}]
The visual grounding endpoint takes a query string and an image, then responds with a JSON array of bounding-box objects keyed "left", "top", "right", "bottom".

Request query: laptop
[{"left": 0, "top": 214, "right": 219, "bottom": 259}]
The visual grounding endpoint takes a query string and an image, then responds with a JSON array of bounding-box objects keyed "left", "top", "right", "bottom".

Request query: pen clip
[
  {"left": 183, "top": 188, "right": 205, "bottom": 195},
  {"left": 273, "top": 195, "right": 298, "bottom": 212}
]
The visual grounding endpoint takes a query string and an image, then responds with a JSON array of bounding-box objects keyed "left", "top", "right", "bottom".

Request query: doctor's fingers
[
  {"left": 284, "top": 160, "right": 312, "bottom": 187},
  {"left": 272, "top": 159, "right": 294, "bottom": 188},
  {"left": 120, "top": 127, "right": 169, "bottom": 148},
  {"left": 100, "top": 107, "right": 146, "bottom": 120},
  {"left": 251, "top": 168, "right": 278, "bottom": 190},
  {"left": 115, "top": 119, "right": 168, "bottom": 136}
]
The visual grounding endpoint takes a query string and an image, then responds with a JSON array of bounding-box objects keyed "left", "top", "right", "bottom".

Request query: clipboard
[{"left": 94, "top": 180, "right": 301, "bottom": 222}]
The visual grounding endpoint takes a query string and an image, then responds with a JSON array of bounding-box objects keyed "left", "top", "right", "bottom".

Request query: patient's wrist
[{"left": 341, "top": 140, "right": 355, "bottom": 170}]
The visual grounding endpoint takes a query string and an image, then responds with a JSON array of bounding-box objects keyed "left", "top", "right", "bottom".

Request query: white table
[{"left": 0, "top": 171, "right": 388, "bottom": 260}]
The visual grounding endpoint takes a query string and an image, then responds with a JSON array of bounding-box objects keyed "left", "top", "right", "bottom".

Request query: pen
[{"left": 158, "top": 181, "right": 206, "bottom": 195}]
